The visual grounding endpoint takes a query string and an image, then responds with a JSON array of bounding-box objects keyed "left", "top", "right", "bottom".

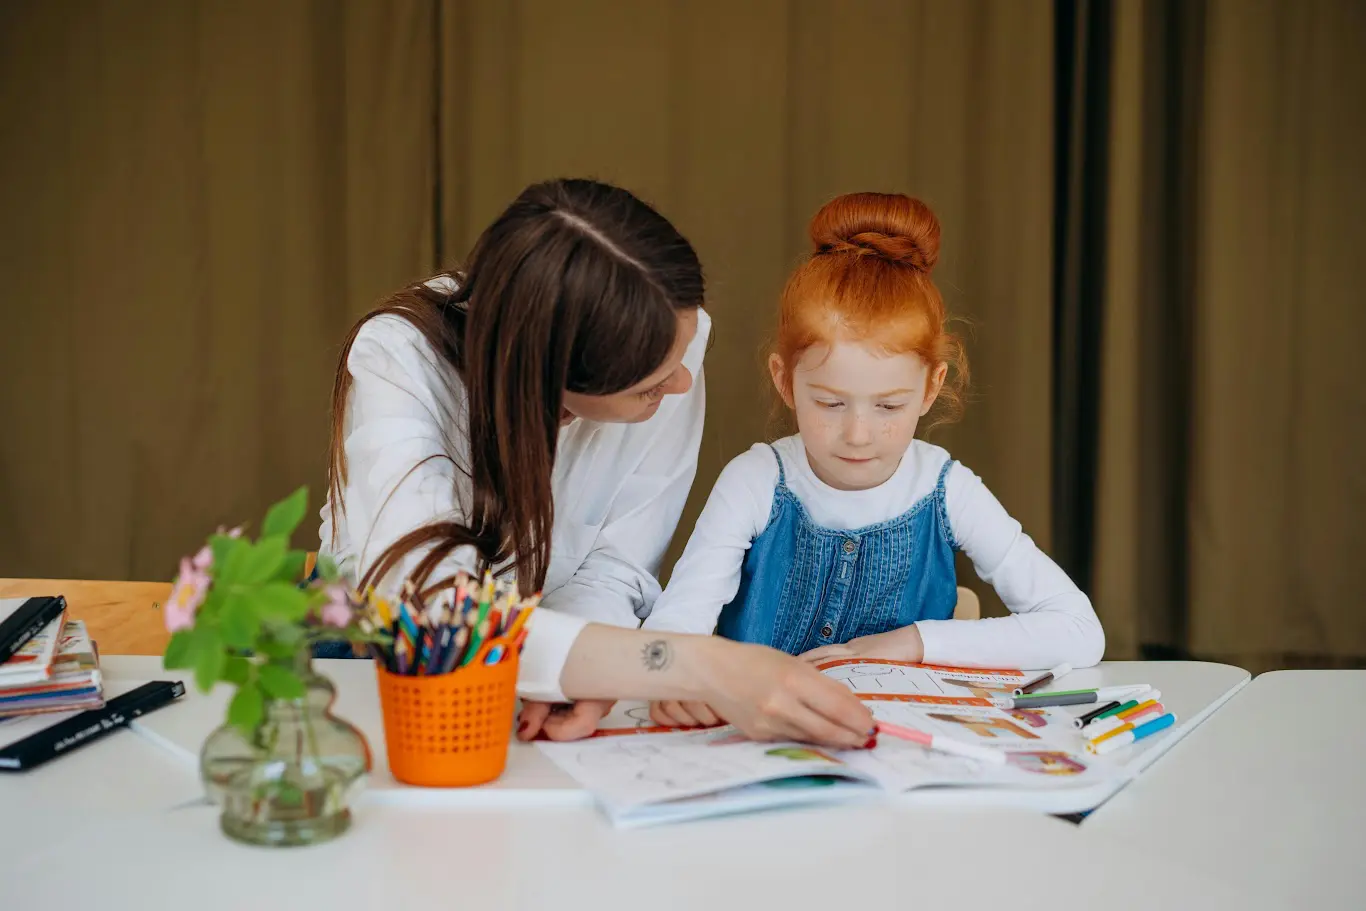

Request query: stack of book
[{"left": 0, "top": 597, "right": 104, "bottom": 718}]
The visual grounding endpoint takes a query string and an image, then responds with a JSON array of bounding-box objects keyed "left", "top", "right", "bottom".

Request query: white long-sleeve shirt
[
  {"left": 643, "top": 436, "right": 1105, "bottom": 670},
  {"left": 320, "top": 293, "right": 712, "bottom": 701}
]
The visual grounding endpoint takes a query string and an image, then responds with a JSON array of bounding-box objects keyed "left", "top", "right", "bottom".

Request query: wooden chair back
[
  {"left": 0, "top": 578, "right": 172, "bottom": 656},
  {"left": 953, "top": 586, "right": 981, "bottom": 621}
]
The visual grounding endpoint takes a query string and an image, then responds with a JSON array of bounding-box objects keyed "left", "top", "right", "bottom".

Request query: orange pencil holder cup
[{"left": 375, "top": 650, "right": 519, "bottom": 787}]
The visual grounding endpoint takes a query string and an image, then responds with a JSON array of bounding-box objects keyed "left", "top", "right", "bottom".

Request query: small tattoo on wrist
[{"left": 642, "top": 639, "right": 672, "bottom": 671}]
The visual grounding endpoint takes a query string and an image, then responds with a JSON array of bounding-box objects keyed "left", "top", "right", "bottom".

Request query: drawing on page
[
  {"left": 765, "top": 747, "right": 837, "bottom": 763},
  {"left": 822, "top": 663, "right": 952, "bottom": 696},
  {"left": 1005, "top": 708, "right": 1049, "bottom": 729},
  {"left": 707, "top": 731, "right": 750, "bottom": 747},
  {"left": 824, "top": 664, "right": 902, "bottom": 692},
  {"left": 1007, "top": 751, "right": 1086, "bottom": 775},
  {"left": 624, "top": 705, "right": 654, "bottom": 726},
  {"left": 592, "top": 702, "right": 663, "bottom": 733},
  {"left": 926, "top": 712, "right": 1039, "bottom": 740},
  {"left": 570, "top": 739, "right": 731, "bottom": 790},
  {"left": 567, "top": 734, "right": 844, "bottom": 793},
  {"left": 938, "top": 678, "right": 1019, "bottom": 699}
]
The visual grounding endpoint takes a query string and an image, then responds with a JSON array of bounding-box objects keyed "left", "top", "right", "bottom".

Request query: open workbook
[{"left": 538, "top": 660, "right": 1130, "bottom": 827}]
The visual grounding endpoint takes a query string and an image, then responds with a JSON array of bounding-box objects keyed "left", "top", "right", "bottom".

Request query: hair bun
[{"left": 808, "top": 192, "right": 941, "bottom": 274}]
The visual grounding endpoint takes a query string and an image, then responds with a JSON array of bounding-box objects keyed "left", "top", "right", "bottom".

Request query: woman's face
[{"left": 561, "top": 309, "right": 700, "bottom": 424}]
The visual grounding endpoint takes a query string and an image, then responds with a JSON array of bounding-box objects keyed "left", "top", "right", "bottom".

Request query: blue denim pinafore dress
[{"left": 716, "top": 445, "right": 959, "bottom": 654}]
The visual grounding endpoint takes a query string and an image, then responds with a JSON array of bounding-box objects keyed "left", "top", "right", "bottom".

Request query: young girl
[{"left": 643, "top": 192, "right": 1104, "bottom": 727}]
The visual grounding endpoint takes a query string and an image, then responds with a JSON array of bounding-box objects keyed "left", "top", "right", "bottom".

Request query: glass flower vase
[{"left": 199, "top": 654, "right": 371, "bottom": 847}]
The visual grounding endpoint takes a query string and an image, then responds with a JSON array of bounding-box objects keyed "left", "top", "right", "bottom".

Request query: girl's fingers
[
  {"left": 543, "top": 701, "right": 608, "bottom": 741},
  {"left": 660, "top": 700, "right": 701, "bottom": 727},
  {"left": 685, "top": 701, "right": 721, "bottom": 727},
  {"left": 517, "top": 702, "right": 554, "bottom": 741}
]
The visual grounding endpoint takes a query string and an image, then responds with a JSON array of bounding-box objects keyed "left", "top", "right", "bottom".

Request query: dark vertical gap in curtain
[
  {"left": 1135, "top": 0, "right": 1204, "bottom": 660},
  {"left": 430, "top": 0, "right": 445, "bottom": 272},
  {"left": 1051, "top": 0, "right": 1113, "bottom": 597}
]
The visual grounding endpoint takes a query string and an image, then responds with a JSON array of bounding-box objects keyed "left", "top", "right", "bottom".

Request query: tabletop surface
[
  {"left": 111, "top": 655, "right": 1252, "bottom": 814},
  {"left": 1084, "top": 669, "right": 1366, "bottom": 908},
  {"left": 0, "top": 657, "right": 1273, "bottom": 909},
  {"left": 3, "top": 765, "right": 1254, "bottom": 911}
]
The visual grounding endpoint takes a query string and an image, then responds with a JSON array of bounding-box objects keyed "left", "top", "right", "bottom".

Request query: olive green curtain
[
  {"left": 1095, "top": 0, "right": 1366, "bottom": 666},
  {"left": 0, "top": 0, "right": 435, "bottom": 579},
  {"left": 3, "top": 0, "right": 1361, "bottom": 672}
]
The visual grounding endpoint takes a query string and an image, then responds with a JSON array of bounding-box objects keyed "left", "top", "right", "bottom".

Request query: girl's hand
[
  {"left": 516, "top": 699, "right": 616, "bottom": 742},
  {"left": 696, "top": 640, "right": 873, "bottom": 748},
  {"left": 800, "top": 627, "right": 924, "bottom": 666},
  {"left": 649, "top": 700, "right": 722, "bottom": 728}
]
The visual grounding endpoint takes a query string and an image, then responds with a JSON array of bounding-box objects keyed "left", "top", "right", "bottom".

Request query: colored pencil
[{"left": 363, "top": 569, "right": 537, "bottom": 676}]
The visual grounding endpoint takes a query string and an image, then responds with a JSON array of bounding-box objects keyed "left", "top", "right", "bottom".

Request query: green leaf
[
  {"left": 261, "top": 486, "right": 308, "bottom": 541},
  {"left": 256, "top": 638, "right": 300, "bottom": 660},
  {"left": 255, "top": 581, "right": 311, "bottom": 622},
  {"left": 222, "top": 655, "right": 251, "bottom": 686},
  {"left": 196, "top": 588, "right": 225, "bottom": 623},
  {"left": 238, "top": 536, "right": 287, "bottom": 585},
  {"left": 256, "top": 623, "right": 304, "bottom": 660},
  {"left": 215, "top": 535, "right": 251, "bottom": 584},
  {"left": 228, "top": 684, "right": 264, "bottom": 733},
  {"left": 279, "top": 549, "right": 308, "bottom": 584},
  {"left": 258, "top": 663, "right": 306, "bottom": 700},
  {"left": 162, "top": 629, "right": 197, "bottom": 670},
  {"left": 219, "top": 593, "right": 260, "bottom": 649},
  {"left": 193, "top": 629, "right": 225, "bottom": 693},
  {"left": 315, "top": 553, "right": 341, "bottom": 583}
]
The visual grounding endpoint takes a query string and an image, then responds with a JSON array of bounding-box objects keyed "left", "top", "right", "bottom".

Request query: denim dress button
[
  {"left": 820, "top": 624, "right": 834, "bottom": 638},
  {"left": 843, "top": 538, "right": 857, "bottom": 554}
]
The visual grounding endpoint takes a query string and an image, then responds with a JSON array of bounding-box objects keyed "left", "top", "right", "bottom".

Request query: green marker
[{"left": 1093, "top": 699, "right": 1138, "bottom": 721}]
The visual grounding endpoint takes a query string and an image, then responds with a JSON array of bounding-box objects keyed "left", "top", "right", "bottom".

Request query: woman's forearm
[{"left": 558, "top": 625, "right": 726, "bottom": 702}]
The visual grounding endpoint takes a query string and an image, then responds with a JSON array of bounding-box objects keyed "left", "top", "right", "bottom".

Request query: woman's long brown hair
[{"left": 327, "top": 179, "right": 704, "bottom": 597}]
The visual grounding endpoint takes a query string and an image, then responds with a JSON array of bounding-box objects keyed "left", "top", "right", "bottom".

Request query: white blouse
[
  {"left": 644, "top": 436, "right": 1106, "bottom": 670},
  {"left": 320, "top": 289, "right": 711, "bottom": 701}
]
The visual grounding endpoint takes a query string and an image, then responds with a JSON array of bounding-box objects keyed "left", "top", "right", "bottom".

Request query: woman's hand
[
  {"left": 800, "top": 626, "right": 924, "bottom": 666},
  {"left": 556, "top": 626, "right": 873, "bottom": 748},
  {"left": 696, "top": 640, "right": 873, "bottom": 749},
  {"left": 649, "top": 700, "right": 722, "bottom": 728},
  {"left": 516, "top": 699, "right": 616, "bottom": 742}
]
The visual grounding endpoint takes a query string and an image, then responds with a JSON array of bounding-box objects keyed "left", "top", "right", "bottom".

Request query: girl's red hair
[{"left": 774, "top": 192, "right": 968, "bottom": 425}]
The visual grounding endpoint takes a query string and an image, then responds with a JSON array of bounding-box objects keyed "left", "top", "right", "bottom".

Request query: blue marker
[{"left": 1087, "top": 712, "right": 1177, "bottom": 756}]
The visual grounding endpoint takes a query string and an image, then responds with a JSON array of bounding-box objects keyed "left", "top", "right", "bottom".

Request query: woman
[{"left": 322, "top": 178, "right": 872, "bottom": 748}]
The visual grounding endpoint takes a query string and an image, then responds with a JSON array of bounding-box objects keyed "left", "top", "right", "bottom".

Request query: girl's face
[
  {"left": 772, "top": 339, "right": 945, "bottom": 491},
  {"left": 561, "top": 309, "right": 699, "bottom": 424}
]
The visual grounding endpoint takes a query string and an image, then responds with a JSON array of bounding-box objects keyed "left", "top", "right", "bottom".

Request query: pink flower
[
  {"left": 320, "top": 585, "right": 353, "bottom": 628},
  {"left": 191, "top": 545, "right": 213, "bottom": 571},
  {"left": 165, "top": 556, "right": 210, "bottom": 633}
]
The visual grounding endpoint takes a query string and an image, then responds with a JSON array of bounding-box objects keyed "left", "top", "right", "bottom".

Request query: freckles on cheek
[{"left": 880, "top": 422, "right": 896, "bottom": 438}]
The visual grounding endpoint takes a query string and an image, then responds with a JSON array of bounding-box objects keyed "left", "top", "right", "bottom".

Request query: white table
[
  {"left": 0, "top": 657, "right": 1265, "bottom": 909},
  {"left": 118, "top": 656, "right": 1252, "bottom": 814},
  {"left": 1085, "top": 670, "right": 1366, "bottom": 908},
  {"left": 5, "top": 795, "right": 1256, "bottom": 909}
]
